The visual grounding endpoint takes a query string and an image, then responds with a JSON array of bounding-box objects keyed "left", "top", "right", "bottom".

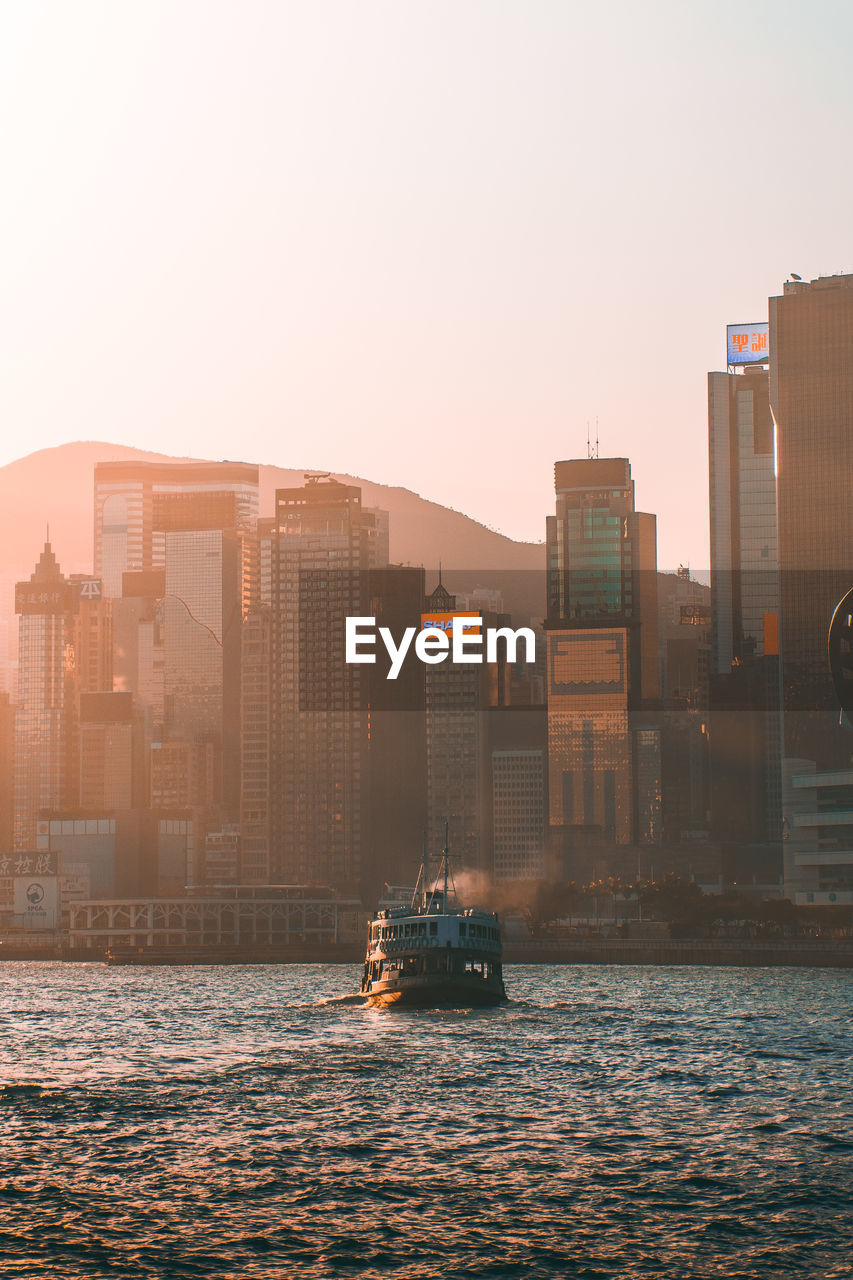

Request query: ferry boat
[{"left": 360, "top": 844, "right": 507, "bottom": 1007}]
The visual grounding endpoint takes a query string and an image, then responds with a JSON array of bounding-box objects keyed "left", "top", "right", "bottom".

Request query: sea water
[{"left": 0, "top": 962, "right": 851, "bottom": 1278}]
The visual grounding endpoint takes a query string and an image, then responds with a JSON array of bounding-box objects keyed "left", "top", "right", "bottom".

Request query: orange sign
[{"left": 420, "top": 611, "right": 480, "bottom": 633}]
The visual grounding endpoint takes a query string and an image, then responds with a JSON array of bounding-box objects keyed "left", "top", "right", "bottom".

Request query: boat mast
[{"left": 442, "top": 820, "right": 449, "bottom": 914}]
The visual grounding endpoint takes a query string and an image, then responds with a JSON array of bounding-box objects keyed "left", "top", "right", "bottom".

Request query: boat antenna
[
  {"left": 411, "top": 828, "right": 428, "bottom": 910},
  {"left": 410, "top": 861, "right": 424, "bottom": 911}
]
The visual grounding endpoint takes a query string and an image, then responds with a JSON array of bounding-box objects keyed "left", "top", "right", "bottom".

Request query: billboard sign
[
  {"left": 727, "top": 322, "right": 769, "bottom": 365},
  {"left": 549, "top": 630, "right": 626, "bottom": 696},
  {"left": 15, "top": 582, "right": 71, "bottom": 615},
  {"left": 679, "top": 604, "right": 711, "bottom": 626},
  {"left": 420, "top": 611, "right": 480, "bottom": 633},
  {"left": 0, "top": 851, "right": 57, "bottom": 876},
  {"left": 13, "top": 874, "right": 58, "bottom": 928}
]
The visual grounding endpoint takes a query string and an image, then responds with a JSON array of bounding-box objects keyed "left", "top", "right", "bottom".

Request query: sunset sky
[{"left": 1, "top": 0, "right": 851, "bottom": 568}]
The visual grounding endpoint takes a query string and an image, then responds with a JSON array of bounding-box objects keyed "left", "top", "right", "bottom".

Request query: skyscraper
[
  {"left": 770, "top": 274, "right": 853, "bottom": 903},
  {"left": 545, "top": 458, "right": 660, "bottom": 871},
  {"left": 486, "top": 705, "right": 547, "bottom": 881},
  {"left": 770, "top": 273, "right": 853, "bottom": 768},
  {"left": 163, "top": 526, "right": 243, "bottom": 811},
  {"left": 422, "top": 580, "right": 491, "bottom": 874},
  {"left": 363, "top": 565, "right": 427, "bottom": 899},
  {"left": 707, "top": 334, "right": 782, "bottom": 876},
  {"left": 243, "top": 476, "right": 388, "bottom": 890},
  {"left": 657, "top": 568, "right": 710, "bottom": 846},
  {"left": 708, "top": 363, "right": 778, "bottom": 674},
  {"left": 93, "top": 460, "right": 259, "bottom": 601},
  {"left": 239, "top": 604, "right": 273, "bottom": 883},
  {"left": 78, "top": 692, "right": 136, "bottom": 811},
  {"left": 13, "top": 543, "right": 73, "bottom": 848},
  {"left": 0, "top": 693, "right": 15, "bottom": 853},
  {"left": 99, "top": 463, "right": 258, "bottom": 832}
]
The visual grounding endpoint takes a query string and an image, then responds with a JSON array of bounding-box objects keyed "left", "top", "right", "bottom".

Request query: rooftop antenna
[{"left": 595, "top": 416, "right": 600, "bottom": 459}]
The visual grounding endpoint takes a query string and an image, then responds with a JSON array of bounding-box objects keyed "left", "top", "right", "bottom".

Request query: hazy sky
[{"left": 1, "top": 0, "right": 851, "bottom": 568}]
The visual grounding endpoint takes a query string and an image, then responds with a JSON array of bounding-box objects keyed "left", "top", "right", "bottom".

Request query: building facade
[
  {"left": 545, "top": 458, "right": 660, "bottom": 873},
  {"left": 770, "top": 273, "right": 853, "bottom": 771},
  {"left": 94, "top": 460, "right": 259, "bottom": 601},
  {"left": 13, "top": 543, "right": 75, "bottom": 848},
  {"left": 708, "top": 363, "right": 779, "bottom": 674},
  {"left": 242, "top": 476, "right": 388, "bottom": 891},
  {"left": 707, "top": 340, "right": 782, "bottom": 876}
]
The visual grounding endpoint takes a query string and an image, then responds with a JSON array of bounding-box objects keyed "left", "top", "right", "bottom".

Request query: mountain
[{"left": 0, "top": 442, "right": 544, "bottom": 586}]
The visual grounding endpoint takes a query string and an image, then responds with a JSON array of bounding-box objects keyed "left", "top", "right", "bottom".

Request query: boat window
[
  {"left": 429, "top": 921, "right": 437, "bottom": 936},
  {"left": 418, "top": 923, "right": 426, "bottom": 936},
  {"left": 459, "top": 922, "right": 466, "bottom": 937}
]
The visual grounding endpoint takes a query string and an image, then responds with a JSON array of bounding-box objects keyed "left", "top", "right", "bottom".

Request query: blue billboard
[{"left": 727, "top": 321, "right": 769, "bottom": 365}]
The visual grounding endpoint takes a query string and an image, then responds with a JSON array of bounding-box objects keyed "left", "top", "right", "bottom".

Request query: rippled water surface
[{"left": 1, "top": 963, "right": 852, "bottom": 1278}]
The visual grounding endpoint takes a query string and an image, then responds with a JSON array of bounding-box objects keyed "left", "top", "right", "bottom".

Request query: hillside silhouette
[{"left": 0, "top": 442, "right": 544, "bottom": 586}]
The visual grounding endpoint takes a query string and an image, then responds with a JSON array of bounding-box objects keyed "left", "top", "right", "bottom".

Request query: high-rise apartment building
[{"left": 545, "top": 458, "right": 660, "bottom": 871}]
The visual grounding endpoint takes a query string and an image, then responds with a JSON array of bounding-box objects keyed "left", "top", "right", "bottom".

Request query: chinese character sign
[{"left": 727, "top": 322, "right": 769, "bottom": 366}]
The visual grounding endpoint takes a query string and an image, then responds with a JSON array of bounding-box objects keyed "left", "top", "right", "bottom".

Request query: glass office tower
[{"left": 545, "top": 458, "right": 660, "bottom": 862}]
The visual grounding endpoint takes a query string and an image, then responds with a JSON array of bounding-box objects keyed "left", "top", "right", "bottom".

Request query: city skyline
[
  {"left": 3, "top": 7, "right": 853, "bottom": 1275},
  {"left": 3, "top": 3, "right": 853, "bottom": 569}
]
